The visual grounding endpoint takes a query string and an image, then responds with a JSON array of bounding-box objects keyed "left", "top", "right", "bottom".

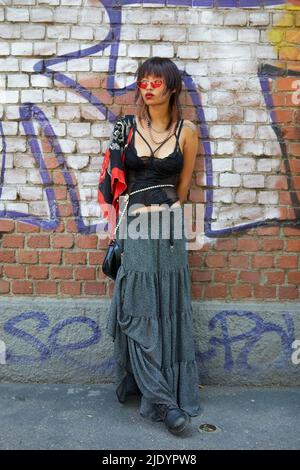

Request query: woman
[{"left": 101, "top": 57, "right": 201, "bottom": 435}]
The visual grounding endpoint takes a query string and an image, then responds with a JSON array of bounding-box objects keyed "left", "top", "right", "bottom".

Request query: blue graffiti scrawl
[
  {"left": 197, "top": 310, "right": 295, "bottom": 374},
  {"left": 2, "top": 309, "right": 296, "bottom": 379},
  {"left": 0, "top": 0, "right": 295, "bottom": 239}
]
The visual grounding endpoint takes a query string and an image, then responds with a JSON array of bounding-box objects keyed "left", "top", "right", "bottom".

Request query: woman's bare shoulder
[{"left": 182, "top": 119, "right": 197, "bottom": 134}]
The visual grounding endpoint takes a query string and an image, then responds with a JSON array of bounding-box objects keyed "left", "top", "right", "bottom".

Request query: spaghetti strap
[{"left": 134, "top": 118, "right": 181, "bottom": 157}]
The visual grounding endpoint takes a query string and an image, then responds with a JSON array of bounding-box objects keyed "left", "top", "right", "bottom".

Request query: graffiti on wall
[
  {"left": 0, "top": 0, "right": 299, "bottom": 239},
  {"left": 1, "top": 309, "right": 296, "bottom": 376}
]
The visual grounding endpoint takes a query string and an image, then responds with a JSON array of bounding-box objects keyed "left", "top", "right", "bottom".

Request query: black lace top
[{"left": 124, "top": 117, "right": 184, "bottom": 214}]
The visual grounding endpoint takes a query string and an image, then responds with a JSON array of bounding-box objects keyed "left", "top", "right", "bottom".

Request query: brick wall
[{"left": 0, "top": 0, "right": 299, "bottom": 301}]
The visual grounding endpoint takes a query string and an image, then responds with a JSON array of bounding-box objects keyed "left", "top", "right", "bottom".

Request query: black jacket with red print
[{"left": 98, "top": 115, "right": 134, "bottom": 238}]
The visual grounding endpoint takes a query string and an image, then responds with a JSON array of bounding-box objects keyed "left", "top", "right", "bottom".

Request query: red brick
[
  {"left": 27, "top": 235, "right": 50, "bottom": 248},
  {"left": 12, "top": 280, "right": 33, "bottom": 294}
]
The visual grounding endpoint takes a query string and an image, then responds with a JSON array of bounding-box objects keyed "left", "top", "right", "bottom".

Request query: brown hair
[{"left": 134, "top": 57, "right": 183, "bottom": 131}]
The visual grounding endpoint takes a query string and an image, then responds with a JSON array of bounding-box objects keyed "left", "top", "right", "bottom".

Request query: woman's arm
[{"left": 176, "top": 120, "right": 198, "bottom": 204}]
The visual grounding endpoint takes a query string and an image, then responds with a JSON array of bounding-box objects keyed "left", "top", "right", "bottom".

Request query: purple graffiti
[
  {"left": 0, "top": 0, "right": 292, "bottom": 239},
  {"left": 196, "top": 310, "right": 295, "bottom": 373}
]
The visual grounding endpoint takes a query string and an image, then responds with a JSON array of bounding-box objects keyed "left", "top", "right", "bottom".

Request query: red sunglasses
[{"left": 137, "top": 79, "right": 163, "bottom": 89}]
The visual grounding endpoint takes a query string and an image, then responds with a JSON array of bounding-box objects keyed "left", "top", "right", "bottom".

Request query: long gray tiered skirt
[{"left": 106, "top": 205, "right": 201, "bottom": 421}]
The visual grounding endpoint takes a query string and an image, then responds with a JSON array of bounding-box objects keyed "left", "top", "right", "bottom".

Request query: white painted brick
[
  {"left": 238, "top": 29, "right": 260, "bottom": 43},
  {"left": 208, "top": 60, "right": 232, "bottom": 74},
  {"left": 219, "top": 206, "right": 241, "bottom": 222},
  {"left": 128, "top": 44, "right": 151, "bottom": 58},
  {"left": 124, "top": 9, "right": 151, "bottom": 24},
  {"left": 30, "top": 8, "right": 53, "bottom": 22},
  {"left": 241, "top": 206, "right": 264, "bottom": 220},
  {"left": 21, "top": 89, "right": 43, "bottom": 102},
  {"left": 243, "top": 175, "right": 265, "bottom": 188},
  {"left": 138, "top": 26, "right": 161, "bottom": 41},
  {"left": 199, "top": 11, "right": 223, "bottom": 26},
  {"left": 4, "top": 168, "right": 27, "bottom": 183},
  {"left": 14, "top": 154, "right": 35, "bottom": 167},
  {"left": 0, "top": 90, "right": 19, "bottom": 103},
  {"left": 66, "top": 91, "right": 86, "bottom": 103},
  {"left": 216, "top": 141, "right": 236, "bottom": 155},
  {"left": 210, "top": 125, "right": 231, "bottom": 139},
  {"left": 233, "top": 157, "right": 256, "bottom": 173},
  {"left": 19, "top": 186, "right": 43, "bottom": 200},
  {"left": 257, "top": 158, "right": 281, "bottom": 172},
  {"left": 189, "top": 28, "right": 211, "bottom": 42},
  {"left": 0, "top": 187, "right": 17, "bottom": 201},
  {"left": 31, "top": 75, "right": 52, "bottom": 88},
  {"left": 200, "top": 44, "right": 252, "bottom": 60},
  {"left": 46, "top": 122, "right": 66, "bottom": 137},
  {"left": 92, "top": 57, "right": 111, "bottom": 72},
  {"left": 185, "top": 62, "right": 208, "bottom": 76},
  {"left": 7, "top": 74, "right": 29, "bottom": 87},
  {"left": 245, "top": 109, "right": 269, "bottom": 123},
  {"left": 66, "top": 155, "right": 89, "bottom": 170},
  {"left": 11, "top": 42, "right": 33, "bottom": 55},
  {"left": 67, "top": 123, "right": 90, "bottom": 137},
  {"left": 210, "top": 28, "right": 237, "bottom": 42},
  {"left": 57, "top": 43, "right": 80, "bottom": 55},
  {"left": 151, "top": 10, "right": 175, "bottom": 24},
  {"left": 255, "top": 45, "right": 277, "bottom": 60},
  {"left": 0, "top": 58, "right": 19, "bottom": 71},
  {"left": 71, "top": 26, "right": 94, "bottom": 40},
  {"left": 235, "top": 189, "right": 256, "bottom": 204},
  {"left": 232, "top": 125, "right": 255, "bottom": 139},
  {"left": 29, "top": 201, "right": 50, "bottom": 217},
  {"left": 152, "top": 44, "right": 174, "bottom": 57},
  {"left": 249, "top": 12, "right": 270, "bottom": 26},
  {"left": 212, "top": 158, "right": 232, "bottom": 172},
  {"left": 6, "top": 7, "right": 29, "bottom": 22},
  {"left": 77, "top": 139, "right": 100, "bottom": 154},
  {"left": 21, "top": 24, "right": 45, "bottom": 39},
  {"left": 258, "top": 191, "right": 278, "bottom": 205},
  {"left": 224, "top": 12, "right": 247, "bottom": 26},
  {"left": 47, "top": 25, "right": 70, "bottom": 39},
  {"left": 79, "top": 171, "right": 99, "bottom": 185},
  {"left": 220, "top": 173, "right": 241, "bottom": 187},
  {"left": 0, "top": 24, "right": 21, "bottom": 39},
  {"left": 199, "top": 107, "right": 215, "bottom": 123},
  {"left": 177, "top": 45, "right": 199, "bottom": 59},
  {"left": 263, "top": 141, "right": 281, "bottom": 157},
  {"left": 54, "top": 7, "right": 78, "bottom": 23},
  {"left": 210, "top": 91, "right": 234, "bottom": 106},
  {"left": 6, "top": 202, "right": 29, "bottom": 213},
  {"left": 240, "top": 141, "right": 264, "bottom": 156},
  {"left": 5, "top": 106, "right": 22, "bottom": 120},
  {"left": 232, "top": 60, "right": 258, "bottom": 74},
  {"left": 27, "top": 169, "right": 41, "bottom": 184},
  {"left": 0, "top": 43, "right": 10, "bottom": 55},
  {"left": 120, "top": 25, "right": 137, "bottom": 41},
  {"left": 177, "top": 10, "right": 198, "bottom": 25},
  {"left": 60, "top": 0, "right": 82, "bottom": 5},
  {"left": 67, "top": 58, "right": 90, "bottom": 72},
  {"left": 43, "top": 89, "right": 66, "bottom": 103},
  {"left": 236, "top": 92, "right": 261, "bottom": 107},
  {"left": 34, "top": 42, "right": 56, "bottom": 55},
  {"left": 162, "top": 28, "right": 186, "bottom": 43},
  {"left": 58, "top": 139, "right": 76, "bottom": 153},
  {"left": 257, "top": 125, "right": 276, "bottom": 140},
  {"left": 57, "top": 106, "right": 80, "bottom": 122},
  {"left": 213, "top": 189, "right": 232, "bottom": 203},
  {"left": 0, "top": 121, "right": 18, "bottom": 135}
]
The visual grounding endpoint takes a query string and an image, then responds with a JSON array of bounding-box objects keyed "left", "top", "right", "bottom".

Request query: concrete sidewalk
[{"left": 0, "top": 383, "right": 299, "bottom": 450}]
